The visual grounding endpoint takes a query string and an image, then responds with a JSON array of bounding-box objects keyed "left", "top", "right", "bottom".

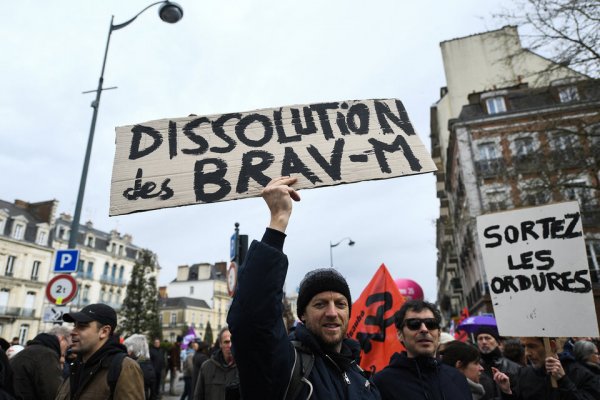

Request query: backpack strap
[
  {"left": 284, "top": 340, "right": 314, "bottom": 400},
  {"left": 107, "top": 353, "right": 127, "bottom": 400}
]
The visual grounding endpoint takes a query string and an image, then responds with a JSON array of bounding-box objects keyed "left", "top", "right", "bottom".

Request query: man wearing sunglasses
[{"left": 373, "top": 299, "right": 471, "bottom": 399}]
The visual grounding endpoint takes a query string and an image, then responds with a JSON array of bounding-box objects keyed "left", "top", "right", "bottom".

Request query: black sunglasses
[{"left": 403, "top": 318, "right": 440, "bottom": 331}]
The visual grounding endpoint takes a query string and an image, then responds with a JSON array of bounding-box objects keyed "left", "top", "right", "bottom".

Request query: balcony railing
[
  {"left": 475, "top": 158, "right": 505, "bottom": 178},
  {"left": 551, "top": 147, "right": 585, "bottom": 169},
  {"left": 513, "top": 153, "right": 541, "bottom": 173},
  {"left": 582, "top": 206, "right": 600, "bottom": 227},
  {"left": 0, "top": 307, "right": 36, "bottom": 317},
  {"left": 100, "top": 275, "right": 126, "bottom": 286}
]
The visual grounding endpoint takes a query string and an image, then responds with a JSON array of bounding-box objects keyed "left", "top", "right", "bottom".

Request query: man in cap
[
  {"left": 227, "top": 176, "right": 380, "bottom": 400},
  {"left": 475, "top": 326, "right": 520, "bottom": 399},
  {"left": 54, "top": 303, "right": 145, "bottom": 400}
]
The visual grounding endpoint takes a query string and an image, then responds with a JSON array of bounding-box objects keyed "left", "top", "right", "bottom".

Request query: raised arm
[{"left": 227, "top": 176, "right": 300, "bottom": 400}]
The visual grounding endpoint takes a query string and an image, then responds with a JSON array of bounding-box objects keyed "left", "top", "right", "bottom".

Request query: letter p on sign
[{"left": 54, "top": 249, "right": 80, "bottom": 273}]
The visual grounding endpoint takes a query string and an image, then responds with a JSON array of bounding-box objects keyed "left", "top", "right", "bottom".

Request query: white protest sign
[
  {"left": 476, "top": 201, "right": 598, "bottom": 337},
  {"left": 110, "top": 98, "right": 436, "bottom": 216}
]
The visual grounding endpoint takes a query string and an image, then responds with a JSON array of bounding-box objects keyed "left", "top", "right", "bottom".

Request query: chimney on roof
[
  {"left": 14, "top": 200, "right": 29, "bottom": 209},
  {"left": 86, "top": 220, "right": 93, "bottom": 229}
]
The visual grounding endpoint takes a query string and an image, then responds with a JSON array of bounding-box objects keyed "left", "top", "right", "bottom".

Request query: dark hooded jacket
[
  {"left": 54, "top": 339, "right": 144, "bottom": 400},
  {"left": 512, "top": 352, "right": 600, "bottom": 400},
  {"left": 10, "top": 333, "right": 61, "bottom": 400},
  {"left": 479, "top": 347, "right": 521, "bottom": 399},
  {"left": 373, "top": 352, "right": 471, "bottom": 400},
  {"left": 227, "top": 230, "right": 380, "bottom": 400}
]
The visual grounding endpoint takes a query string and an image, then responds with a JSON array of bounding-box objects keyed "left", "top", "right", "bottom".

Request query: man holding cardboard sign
[
  {"left": 227, "top": 176, "right": 381, "bottom": 400},
  {"left": 510, "top": 337, "right": 600, "bottom": 399}
]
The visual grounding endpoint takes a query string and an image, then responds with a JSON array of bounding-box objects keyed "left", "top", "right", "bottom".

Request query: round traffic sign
[
  {"left": 46, "top": 274, "right": 78, "bottom": 305},
  {"left": 227, "top": 262, "right": 237, "bottom": 297}
]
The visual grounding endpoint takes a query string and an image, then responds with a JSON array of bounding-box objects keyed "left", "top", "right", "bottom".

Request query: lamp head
[
  {"left": 348, "top": 240, "right": 355, "bottom": 246},
  {"left": 159, "top": 1, "right": 184, "bottom": 23}
]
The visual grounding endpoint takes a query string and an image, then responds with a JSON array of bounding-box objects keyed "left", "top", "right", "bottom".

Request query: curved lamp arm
[{"left": 329, "top": 237, "right": 355, "bottom": 268}]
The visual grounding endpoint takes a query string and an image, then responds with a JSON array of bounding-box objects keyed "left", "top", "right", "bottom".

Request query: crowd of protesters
[{"left": 0, "top": 176, "right": 599, "bottom": 400}]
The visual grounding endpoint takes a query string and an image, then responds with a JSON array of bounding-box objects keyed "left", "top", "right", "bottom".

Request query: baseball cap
[{"left": 63, "top": 303, "right": 117, "bottom": 331}]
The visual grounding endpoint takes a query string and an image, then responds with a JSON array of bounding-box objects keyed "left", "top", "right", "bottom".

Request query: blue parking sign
[{"left": 54, "top": 250, "right": 79, "bottom": 273}]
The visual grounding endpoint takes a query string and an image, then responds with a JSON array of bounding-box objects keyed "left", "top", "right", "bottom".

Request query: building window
[
  {"left": 514, "top": 137, "right": 534, "bottom": 156},
  {"left": 563, "top": 180, "right": 592, "bottom": 208},
  {"left": 0, "top": 289, "right": 10, "bottom": 313},
  {"left": 18, "top": 324, "right": 29, "bottom": 345},
  {"left": 24, "top": 292, "right": 35, "bottom": 317},
  {"left": 86, "top": 235, "right": 95, "bottom": 247},
  {"left": 100, "top": 288, "right": 106, "bottom": 302},
  {"left": 31, "top": 261, "right": 40, "bottom": 281},
  {"left": 103, "top": 262, "right": 109, "bottom": 276},
  {"left": 36, "top": 230, "right": 47, "bottom": 246},
  {"left": 190, "top": 286, "right": 194, "bottom": 295},
  {"left": 559, "top": 86, "right": 579, "bottom": 103},
  {"left": 478, "top": 142, "right": 498, "bottom": 160},
  {"left": 586, "top": 240, "right": 600, "bottom": 274},
  {"left": 485, "top": 97, "right": 506, "bottom": 114},
  {"left": 5, "top": 256, "right": 15, "bottom": 277},
  {"left": 87, "top": 262, "right": 94, "bottom": 278},
  {"left": 119, "top": 266, "right": 124, "bottom": 280},
  {"left": 13, "top": 224, "right": 24, "bottom": 240},
  {"left": 0, "top": 217, "right": 5, "bottom": 235},
  {"left": 82, "top": 285, "right": 90, "bottom": 304},
  {"left": 111, "top": 264, "right": 117, "bottom": 278},
  {"left": 118, "top": 245, "right": 124, "bottom": 256},
  {"left": 552, "top": 133, "right": 579, "bottom": 151},
  {"left": 170, "top": 313, "right": 177, "bottom": 325},
  {"left": 486, "top": 189, "right": 508, "bottom": 212}
]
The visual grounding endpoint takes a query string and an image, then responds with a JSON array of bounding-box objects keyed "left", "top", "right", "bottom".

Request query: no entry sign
[{"left": 46, "top": 274, "right": 78, "bottom": 305}]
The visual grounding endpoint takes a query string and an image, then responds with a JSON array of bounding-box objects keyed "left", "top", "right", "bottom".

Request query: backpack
[
  {"left": 107, "top": 353, "right": 128, "bottom": 400},
  {"left": 284, "top": 341, "right": 315, "bottom": 400}
]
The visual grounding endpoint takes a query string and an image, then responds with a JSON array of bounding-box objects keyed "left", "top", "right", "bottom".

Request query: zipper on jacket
[
  {"left": 325, "top": 354, "right": 351, "bottom": 385},
  {"left": 342, "top": 372, "right": 350, "bottom": 384}
]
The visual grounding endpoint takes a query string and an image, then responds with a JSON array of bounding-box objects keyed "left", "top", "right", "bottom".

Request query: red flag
[
  {"left": 454, "top": 307, "right": 470, "bottom": 342},
  {"left": 347, "top": 263, "right": 405, "bottom": 375}
]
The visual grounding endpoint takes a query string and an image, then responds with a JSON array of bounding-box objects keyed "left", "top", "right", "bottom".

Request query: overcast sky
[{"left": 0, "top": 1, "right": 510, "bottom": 301}]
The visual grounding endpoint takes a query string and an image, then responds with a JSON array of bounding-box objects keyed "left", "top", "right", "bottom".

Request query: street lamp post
[
  {"left": 329, "top": 237, "right": 355, "bottom": 268},
  {"left": 68, "top": 1, "right": 183, "bottom": 249}
]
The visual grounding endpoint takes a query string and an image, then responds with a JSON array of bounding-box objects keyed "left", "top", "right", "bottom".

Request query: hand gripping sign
[{"left": 110, "top": 98, "right": 436, "bottom": 215}]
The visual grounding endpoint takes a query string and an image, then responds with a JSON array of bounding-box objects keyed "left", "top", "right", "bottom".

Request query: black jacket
[
  {"left": 512, "top": 353, "right": 600, "bottom": 400},
  {"left": 480, "top": 348, "right": 522, "bottom": 399},
  {"left": 373, "top": 352, "right": 471, "bottom": 400},
  {"left": 227, "top": 231, "right": 380, "bottom": 400},
  {"left": 10, "top": 333, "right": 62, "bottom": 400}
]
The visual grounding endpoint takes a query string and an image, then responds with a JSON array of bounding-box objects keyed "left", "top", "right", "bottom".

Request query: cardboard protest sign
[
  {"left": 110, "top": 99, "right": 436, "bottom": 215},
  {"left": 476, "top": 201, "right": 599, "bottom": 337},
  {"left": 348, "top": 263, "right": 405, "bottom": 374}
]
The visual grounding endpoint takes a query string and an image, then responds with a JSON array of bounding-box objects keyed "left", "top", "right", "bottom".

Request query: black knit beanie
[
  {"left": 297, "top": 268, "right": 352, "bottom": 319},
  {"left": 475, "top": 326, "right": 501, "bottom": 342}
]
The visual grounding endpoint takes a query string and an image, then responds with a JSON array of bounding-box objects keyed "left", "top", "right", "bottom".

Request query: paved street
[{"left": 159, "top": 376, "right": 185, "bottom": 400}]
